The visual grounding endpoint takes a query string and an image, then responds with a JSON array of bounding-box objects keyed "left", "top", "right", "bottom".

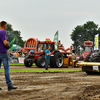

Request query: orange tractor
[{"left": 24, "top": 38, "right": 78, "bottom": 68}]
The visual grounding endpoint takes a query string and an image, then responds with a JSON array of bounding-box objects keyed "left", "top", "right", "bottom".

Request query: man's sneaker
[
  {"left": 0, "top": 87, "right": 2, "bottom": 90},
  {"left": 8, "top": 86, "right": 18, "bottom": 91}
]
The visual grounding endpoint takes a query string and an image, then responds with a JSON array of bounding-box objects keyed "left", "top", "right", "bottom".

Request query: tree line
[
  {"left": 6, "top": 23, "right": 25, "bottom": 47},
  {"left": 6, "top": 21, "right": 100, "bottom": 49},
  {"left": 70, "top": 21, "right": 100, "bottom": 49}
]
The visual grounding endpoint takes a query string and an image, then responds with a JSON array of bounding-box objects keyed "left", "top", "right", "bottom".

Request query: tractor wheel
[
  {"left": 37, "top": 56, "right": 45, "bottom": 68},
  {"left": 90, "top": 52, "right": 100, "bottom": 62},
  {"left": 84, "top": 53, "right": 92, "bottom": 62},
  {"left": 50, "top": 52, "right": 64, "bottom": 68},
  {"left": 24, "top": 58, "right": 32, "bottom": 67}
]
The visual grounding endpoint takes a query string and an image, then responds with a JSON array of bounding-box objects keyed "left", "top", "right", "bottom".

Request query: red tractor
[
  {"left": 24, "top": 38, "right": 64, "bottom": 68},
  {"left": 78, "top": 40, "right": 93, "bottom": 60}
]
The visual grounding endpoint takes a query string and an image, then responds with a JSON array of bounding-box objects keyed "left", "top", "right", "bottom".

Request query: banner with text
[{"left": 94, "top": 34, "right": 99, "bottom": 50}]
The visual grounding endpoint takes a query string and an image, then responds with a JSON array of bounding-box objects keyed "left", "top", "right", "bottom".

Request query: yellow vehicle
[
  {"left": 78, "top": 61, "right": 100, "bottom": 74},
  {"left": 63, "top": 55, "right": 79, "bottom": 68}
]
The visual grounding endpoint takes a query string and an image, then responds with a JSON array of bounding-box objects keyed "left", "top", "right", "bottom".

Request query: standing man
[
  {"left": 0, "top": 21, "right": 17, "bottom": 91},
  {"left": 45, "top": 46, "right": 51, "bottom": 70}
]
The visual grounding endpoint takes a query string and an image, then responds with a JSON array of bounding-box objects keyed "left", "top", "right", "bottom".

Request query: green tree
[
  {"left": 6, "top": 23, "right": 25, "bottom": 47},
  {"left": 70, "top": 21, "right": 99, "bottom": 49}
]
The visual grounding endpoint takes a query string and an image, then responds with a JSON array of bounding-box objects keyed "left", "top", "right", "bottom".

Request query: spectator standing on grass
[
  {"left": 16, "top": 50, "right": 20, "bottom": 57},
  {"left": 10, "top": 51, "right": 14, "bottom": 57},
  {"left": 13, "top": 51, "right": 17, "bottom": 57},
  {"left": 18, "top": 50, "right": 22, "bottom": 57},
  {"left": 23, "top": 50, "right": 28, "bottom": 57},
  {"left": 45, "top": 46, "right": 51, "bottom": 70},
  {"left": 0, "top": 21, "right": 17, "bottom": 91}
]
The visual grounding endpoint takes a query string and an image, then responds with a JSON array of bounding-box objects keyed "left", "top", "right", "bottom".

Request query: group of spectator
[{"left": 8, "top": 50, "right": 28, "bottom": 58}]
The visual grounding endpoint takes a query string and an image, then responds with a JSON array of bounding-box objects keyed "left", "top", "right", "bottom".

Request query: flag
[
  {"left": 9, "top": 38, "right": 15, "bottom": 50},
  {"left": 53, "top": 31, "right": 58, "bottom": 50},
  {"left": 94, "top": 34, "right": 99, "bottom": 50}
]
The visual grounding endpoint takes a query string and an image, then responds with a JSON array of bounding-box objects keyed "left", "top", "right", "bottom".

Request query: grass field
[
  {"left": 1, "top": 63, "right": 35, "bottom": 66},
  {"left": 0, "top": 69, "right": 82, "bottom": 72},
  {"left": 1, "top": 63, "right": 82, "bottom": 72}
]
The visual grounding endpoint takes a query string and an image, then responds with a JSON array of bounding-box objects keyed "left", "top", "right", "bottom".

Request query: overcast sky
[{"left": 1, "top": 0, "right": 100, "bottom": 48}]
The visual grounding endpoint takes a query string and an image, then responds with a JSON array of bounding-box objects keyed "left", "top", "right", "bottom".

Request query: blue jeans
[
  {"left": 45, "top": 58, "right": 50, "bottom": 70},
  {"left": 0, "top": 53, "right": 12, "bottom": 87}
]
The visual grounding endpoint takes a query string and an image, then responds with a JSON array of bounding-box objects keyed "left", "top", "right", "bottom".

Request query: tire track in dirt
[{"left": 0, "top": 71, "right": 100, "bottom": 100}]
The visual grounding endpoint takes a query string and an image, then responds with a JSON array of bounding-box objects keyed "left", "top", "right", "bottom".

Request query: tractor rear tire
[
  {"left": 90, "top": 52, "right": 100, "bottom": 62},
  {"left": 50, "top": 52, "right": 64, "bottom": 68},
  {"left": 24, "top": 58, "right": 32, "bottom": 67},
  {"left": 37, "top": 56, "right": 45, "bottom": 68},
  {"left": 84, "top": 53, "right": 92, "bottom": 62}
]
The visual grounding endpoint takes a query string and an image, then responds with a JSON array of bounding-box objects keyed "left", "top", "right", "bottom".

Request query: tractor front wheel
[{"left": 24, "top": 58, "right": 33, "bottom": 67}]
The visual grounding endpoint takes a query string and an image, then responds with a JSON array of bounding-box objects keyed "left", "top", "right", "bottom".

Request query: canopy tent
[{"left": 9, "top": 44, "right": 22, "bottom": 51}]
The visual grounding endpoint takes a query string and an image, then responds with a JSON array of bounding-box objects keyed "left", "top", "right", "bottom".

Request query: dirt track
[{"left": 0, "top": 69, "right": 100, "bottom": 100}]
